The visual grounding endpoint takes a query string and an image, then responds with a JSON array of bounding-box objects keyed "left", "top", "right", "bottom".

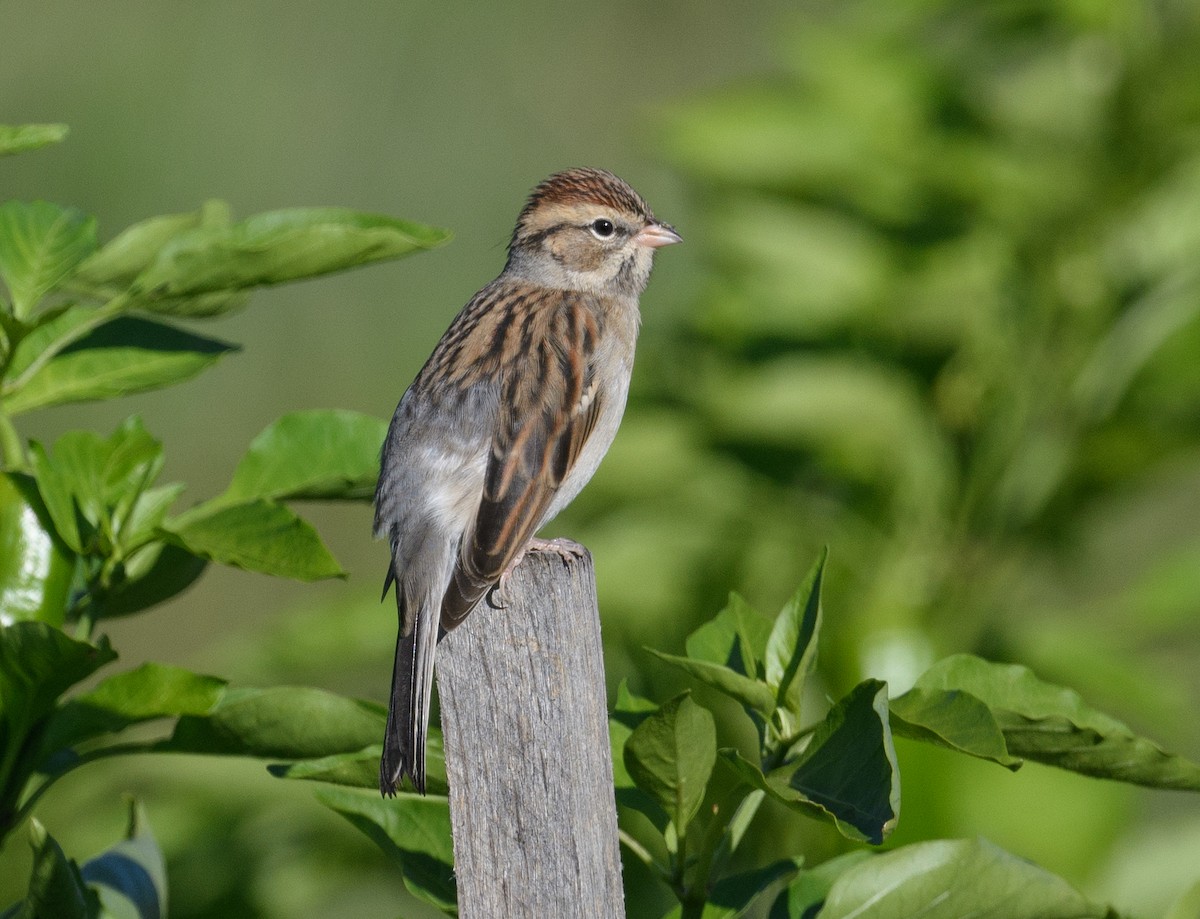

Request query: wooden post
[{"left": 436, "top": 545, "right": 624, "bottom": 918}]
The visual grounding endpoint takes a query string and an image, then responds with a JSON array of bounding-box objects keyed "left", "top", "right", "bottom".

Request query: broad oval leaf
[
  {"left": 315, "top": 785, "right": 455, "bottom": 915},
  {"left": 0, "top": 124, "right": 69, "bottom": 157},
  {"left": 162, "top": 499, "right": 344, "bottom": 581},
  {"left": 131, "top": 207, "right": 451, "bottom": 299},
  {"left": 624, "top": 692, "right": 718, "bottom": 834},
  {"left": 914, "top": 654, "right": 1200, "bottom": 790},
  {"left": 817, "top": 837, "right": 1118, "bottom": 919},
  {"left": 0, "top": 201, "right": 97, "bottom": 319},
  {"left": 3, "top": 317, "right": 237, "bottom": 415},
  {"left": 40, "top": 662, "right": 227, "bottom": 760},
  {"left": 219, "top": 410, "right": 387, "bottom": 504},
  {"left": 161, "top": 685, "right": 383, "bottom": 760}
]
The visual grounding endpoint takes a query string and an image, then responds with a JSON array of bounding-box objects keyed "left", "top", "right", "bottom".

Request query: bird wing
[{"left": 439, "top": 296, "right": 603, "bottom": 629}]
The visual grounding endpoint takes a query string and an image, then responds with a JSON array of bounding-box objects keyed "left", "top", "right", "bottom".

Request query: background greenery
[{"left": 4, "top": 1, "right": 1199, "bottom": 917}]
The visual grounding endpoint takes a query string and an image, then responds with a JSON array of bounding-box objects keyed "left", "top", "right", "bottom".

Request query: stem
[
  {"left": 0, "top": 411, "right": 24, "bottom": 469},
  {"left": 690, "top": 783, "right": 752, "bottom": 905},
  {"left": 618, "top": 829, "right": 673, "bottom": 885}
]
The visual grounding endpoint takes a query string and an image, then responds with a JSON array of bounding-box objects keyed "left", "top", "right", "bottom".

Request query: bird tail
[{"left": 380, "top": 591, "right": 440, "bottom": 796}]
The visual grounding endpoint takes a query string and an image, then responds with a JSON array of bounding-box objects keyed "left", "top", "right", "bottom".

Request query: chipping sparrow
[{"left": 374, "top": 167, "right": 680, "bottom": 795}]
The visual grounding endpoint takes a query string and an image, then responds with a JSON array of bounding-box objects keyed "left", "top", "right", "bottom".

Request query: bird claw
[
  {"left": 527, "top": 536, "right": 588, "bottom": 564},
  {"left": 487, "top": 538, "right": 587, "bottom": 608}
]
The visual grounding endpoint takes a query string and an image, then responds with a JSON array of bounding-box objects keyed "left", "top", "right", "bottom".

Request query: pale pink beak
[{"left": 635, "top": 221, "right": 682, "bottom": 249}]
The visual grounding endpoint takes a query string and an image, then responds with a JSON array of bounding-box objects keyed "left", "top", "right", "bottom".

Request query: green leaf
[
  {"left": 28, "top": 418, "right": 164, "bottom": 555},
  {"left": 219, "top": 410, "right": 387, "bottom": 504},
  {"left": 79, "top": 800, "right": 167, "bottom": 919},
  {"left": 160, "top": 686, "right": 383, "bottom": 760},
  {"left": 0, "top": 124, "right": 69, "bottom": 157},
  {"left": 4, "top": 318, "right": 237, "bottom": 415},
  {"left": 610, "top": 681, "right": 668, "bottom": 826},
  {"left": 772, "top": 851, "right": 874, "bottom": 919},
  {"left": 659, "top": 858, "right": 802, "bottom": 919},
  {"left": 624, "top": 692, "right": 717, "bottom": 834},
  {"left": 131, "top": 207, "right": 451, "bottom": 299},
  {"left": 724, "top": 680, "right": 899, "bottom": 845},
  {"left": 685, "top": 593, "right": 773, "bottom": 677},
  {"left": 648, "top": 649, "right": 777, "bottom": 714},
  {"left": 268, "top": 746, "right": 382, "bottom": 789},
  {"left": 101, "top": 543, "right": 207, "bottom": 619},
  {"left": 764, "top": 549, "right": 826, "bottom": 733},
  {"left": 3, "top": 819, "right": 100, "bottom": 919},
  {"left": 40, "top": 663, "right": 226, "bottom": 757},
  {"left": 0, "top": 201, "right": 97, "bottom": 319},
  {"left": 816, "top": 838, "right": 1119, "bottom": 919},
  {"left": 0, "top": 623, "right": 116, "bottom": 764},
  {"left": 72, "top": 209, "right": 209, "bottom": 295},
  {"left": 270, "top": 731, "right": 448, "bottom": 795},
  {"left": 0, "top": 472, "right": 75, "bottom": 628},
  {"left": 3, "top": 304, "right": 95, "bottom": 381},
  {"left": 914, "top": 654, "right": 1200, "bottom": 790},
  {"left": 315, "top": 785, "right": 456, "bottom": 915},
  {"left": 889, "top": 687, "right": 1020, "bottom": 769},
  {"left": 162, "top": 499, "right": 343, "bottom": 581}
]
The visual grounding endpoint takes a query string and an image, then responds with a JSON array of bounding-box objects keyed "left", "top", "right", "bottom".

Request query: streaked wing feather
[{"left": 440, "top": 298, "right": 601, "bottom": 629}]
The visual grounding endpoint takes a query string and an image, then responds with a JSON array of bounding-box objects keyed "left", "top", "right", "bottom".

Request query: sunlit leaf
[
  {"left": 3, "top": 318, "right": 236, "bottom": 415},
  {"left": 162, "top": 499, "right": 343, "bottom": 581},
  {"left": 0, "top": 201, "right": 96, "bottom": 319},
  {"left": 890, "top": 687, "right": 1020, "bottom": 769},
  {"left": 131, "top": 207, "right": 451, "bottom": 299},
  {"left": 816, "top": 838, "right": 1119, "bottom": 919},
  {"left": 219, "top": 410, "right": 387, "bottom": 504},
  {"left": 914, "top": 655, "right": 1200, "bottom": 790},
  {"left": 40, "top": 663, "right": 226, "bottom": 756},
  {"left": 160, "top": 685, "right": 383, "bottom": 760},
  {"left": 764, "top": 549, "right": 826, "bottom": 731},
  {"left": 0, "top": 473, "right": 75, "bottom": 627}
]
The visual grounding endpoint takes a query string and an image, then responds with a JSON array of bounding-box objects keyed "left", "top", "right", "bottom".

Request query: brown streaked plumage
[{"left": 374, "top": 168, "right": 680, "bottom": 795}]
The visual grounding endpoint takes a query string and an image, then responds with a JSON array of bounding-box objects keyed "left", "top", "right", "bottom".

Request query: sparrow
[{"left": 374, "top": 167, "right": 681, "bottom": 795}]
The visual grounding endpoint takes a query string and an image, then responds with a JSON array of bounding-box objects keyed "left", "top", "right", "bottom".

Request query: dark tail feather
[{"left": 380, "top": 599, "right": 439, "bottom": 796}]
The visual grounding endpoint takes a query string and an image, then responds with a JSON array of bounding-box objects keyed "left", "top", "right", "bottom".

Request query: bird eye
[{"left": 590, "top": 218, "right": 615, "bottom": 239}]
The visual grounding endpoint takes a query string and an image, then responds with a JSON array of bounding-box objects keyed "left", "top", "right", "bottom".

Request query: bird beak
[{"left": 634, "top": 222, "right": 682, "bottom": 249}]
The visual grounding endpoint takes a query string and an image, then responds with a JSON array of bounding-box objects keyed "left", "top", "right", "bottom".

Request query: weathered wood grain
[{"left": 437, "top": 544, "right": 624, "bottom": 918}]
